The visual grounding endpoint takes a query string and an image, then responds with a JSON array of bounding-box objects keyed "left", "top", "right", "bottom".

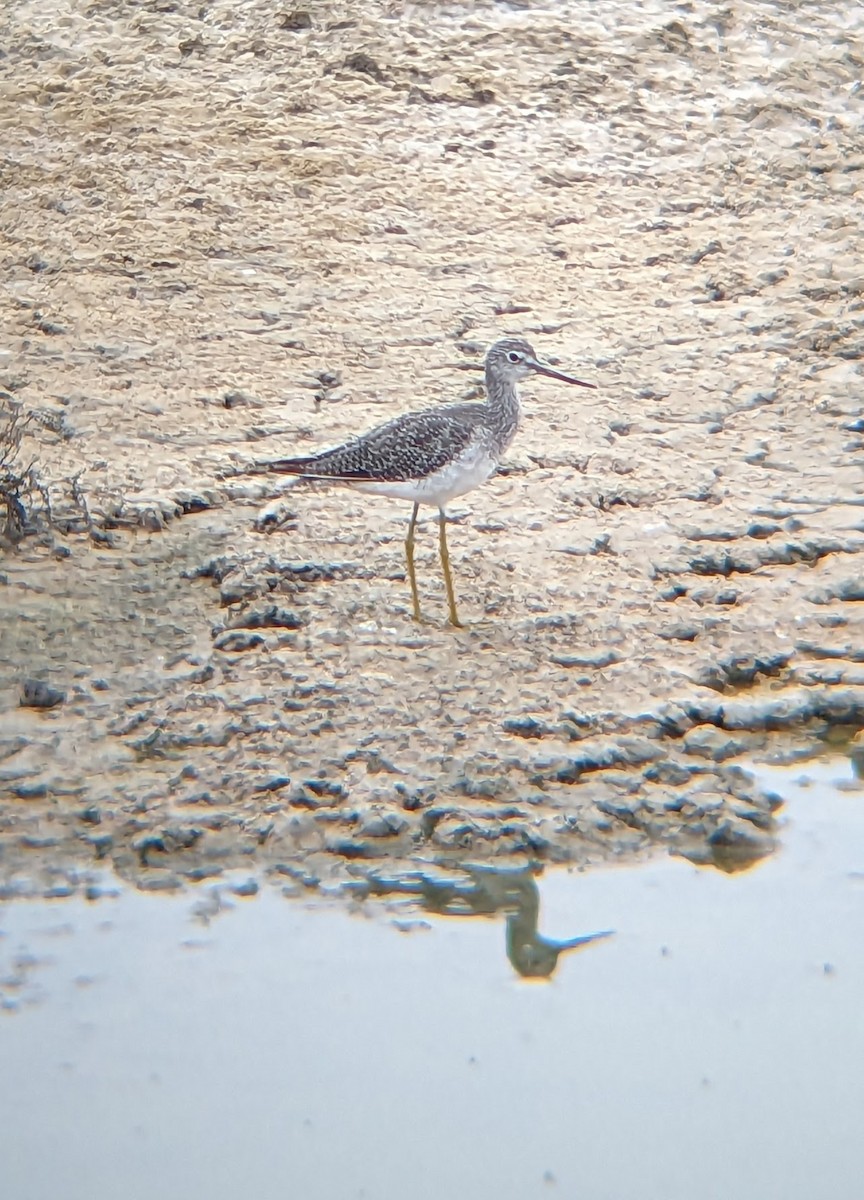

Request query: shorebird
[{"left": 257, "top": 338, "right": 595, "bottom": 626}]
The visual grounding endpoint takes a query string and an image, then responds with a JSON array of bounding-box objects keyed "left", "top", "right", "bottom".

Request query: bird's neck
[{"left": 484, "top": 368, "right": 521, "bottom": 446}]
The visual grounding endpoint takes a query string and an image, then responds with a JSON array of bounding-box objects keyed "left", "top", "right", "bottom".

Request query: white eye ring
[{"left": 507, "top": 351, "right": 521, "bottom": 363}]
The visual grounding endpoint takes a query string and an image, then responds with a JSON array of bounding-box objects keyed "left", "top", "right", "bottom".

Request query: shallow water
[{"left": 1, "top": 760, "right": 862, "bottom": 1200}]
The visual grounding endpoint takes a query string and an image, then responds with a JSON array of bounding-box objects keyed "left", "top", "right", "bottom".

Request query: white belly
[{"left": 351, "top": 446, "right": 499, "bottom": 509}]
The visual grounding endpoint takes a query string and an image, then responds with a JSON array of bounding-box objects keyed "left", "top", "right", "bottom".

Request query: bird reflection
[
  {"left": 413, "top": 865, "right": 613, "bottom": 979},
  {"left": 851, "top": 744, "right": 864, "bottom": 781}
]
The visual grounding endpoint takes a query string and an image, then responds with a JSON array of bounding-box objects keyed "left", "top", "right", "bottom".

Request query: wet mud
[{"left": 1, "top": 0, "right": 863, "bottom": 899}]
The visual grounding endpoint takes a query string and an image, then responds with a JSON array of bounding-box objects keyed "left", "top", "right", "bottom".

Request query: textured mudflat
[{"left": 1, "top": 0, "right": 863, "bottom": 899}]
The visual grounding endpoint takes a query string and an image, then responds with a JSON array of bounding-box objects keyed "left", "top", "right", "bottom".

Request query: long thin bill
[{"left": 530, "top": 358, "right": 597, "bottom": 389}]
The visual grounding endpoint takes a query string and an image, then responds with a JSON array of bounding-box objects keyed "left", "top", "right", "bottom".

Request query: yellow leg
[
  {"left": 405, "top": 502, "right": 422, "bottom": 622},
  {"left": 438, "top": 507, "right": 463, "bottom": 628}
]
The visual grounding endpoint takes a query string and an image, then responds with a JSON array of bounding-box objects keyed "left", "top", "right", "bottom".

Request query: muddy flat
[{"left": 1, "top": 0, "right": 863, "bottom": 897}]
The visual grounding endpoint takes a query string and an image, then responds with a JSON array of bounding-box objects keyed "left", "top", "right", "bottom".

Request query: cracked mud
[{"left": 1, "top": 0, "right": 863, "bottom": 900}]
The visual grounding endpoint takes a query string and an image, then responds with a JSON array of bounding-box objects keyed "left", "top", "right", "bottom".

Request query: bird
[{"left": 256, "top": 338, "right": 595, "bottom": 626}]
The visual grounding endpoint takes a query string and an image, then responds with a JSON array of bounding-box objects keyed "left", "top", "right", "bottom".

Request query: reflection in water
[
  {"left": 412, "top": 865, "right": 613, "bottom": 979},
  {"left": 2, "top": 764, "right": 862, "bottom": 1200},
  {"left": 851, "top": 743, "right": 864, "bottom": 780},
  {"left": 675, "top": 832, "right": 776, "bottom": 876}
]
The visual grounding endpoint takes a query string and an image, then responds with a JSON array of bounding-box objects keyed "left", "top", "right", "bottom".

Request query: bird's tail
[
  {"left": 258, "top": 456, "right": 319, "bottom": 476},
  {"left": 251, "top": 453, "right": 360, "bottom": 481}
]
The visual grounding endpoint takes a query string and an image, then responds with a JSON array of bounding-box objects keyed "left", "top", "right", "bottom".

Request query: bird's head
[{"left": 487, "top": 337, "right": 596, "bottom": 389}]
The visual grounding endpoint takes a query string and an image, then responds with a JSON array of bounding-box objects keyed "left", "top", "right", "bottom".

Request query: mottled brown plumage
[{"left": 265, "top": 402, "right": 491, "bottom": 484}]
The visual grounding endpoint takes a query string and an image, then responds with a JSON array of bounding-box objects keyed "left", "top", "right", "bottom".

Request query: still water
[{"left": 1, "top": 760, "right": 862, "bottom": 1200}]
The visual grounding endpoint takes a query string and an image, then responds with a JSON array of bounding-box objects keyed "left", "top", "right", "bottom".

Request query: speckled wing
[{"left": 263, "top": 403, "right": 488, "bottom": 482}]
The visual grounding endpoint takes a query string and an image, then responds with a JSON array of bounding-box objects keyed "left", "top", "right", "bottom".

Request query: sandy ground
[{"left": 1, "top": 0, "right": 863, "bottom": 898}]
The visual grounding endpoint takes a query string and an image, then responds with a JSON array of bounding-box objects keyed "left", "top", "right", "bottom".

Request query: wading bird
[{"left": 257, "top": 338, "right": 595, "bottom": 626}]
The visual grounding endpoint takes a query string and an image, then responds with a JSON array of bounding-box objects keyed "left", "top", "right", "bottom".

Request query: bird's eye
[{"left": 507, "top": 351, "right": 522, "bottom": 364}]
